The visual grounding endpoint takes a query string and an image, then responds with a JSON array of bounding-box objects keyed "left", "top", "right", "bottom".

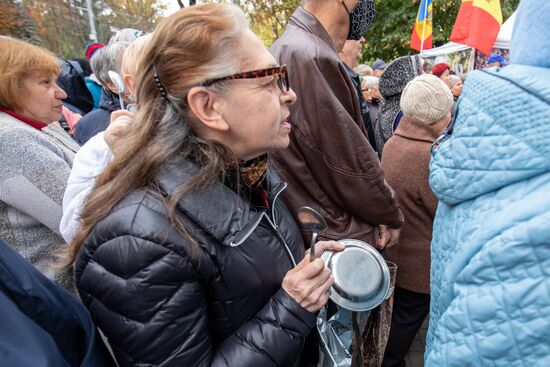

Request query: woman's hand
[
  {"left": 282, "top": 241, "right": 344, "bottom": 313},
  {"left": 105, "top": 110, "right": 134, "bottom": 154}
]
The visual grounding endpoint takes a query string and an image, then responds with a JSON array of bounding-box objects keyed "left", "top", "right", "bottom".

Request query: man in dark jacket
[{"left": 269, "top": 0, "right": 403, "bottom": 249}]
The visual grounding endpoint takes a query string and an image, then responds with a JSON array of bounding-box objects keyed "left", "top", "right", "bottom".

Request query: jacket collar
[
  {"left": 393, "top": 116, "right": 441, "bottom": 143},
  {"left": 343, "top": 63, "right": 359, "bottom": 79},
  {"left": 0, "top": 111, "right": 79, "bottom": 153},
  {"left": 99, "top": 90, "right": 121, "bottom": 112},
  {"left": 155, "top": 157, "right": 286, "bottom": 247},
  {"left": 0, "top": 107, "right": 47, "bottom": 130},
  {"left": 289, "top": 6, "right": 337, "bottom": 53}
]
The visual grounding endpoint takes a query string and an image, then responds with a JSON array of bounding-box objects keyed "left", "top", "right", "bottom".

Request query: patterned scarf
[
  {"left": 238, "top": 155, "right": 268, "bottom": 189},
  {"left": 225, "top": 154, "right": 269, "bottom": 209}
]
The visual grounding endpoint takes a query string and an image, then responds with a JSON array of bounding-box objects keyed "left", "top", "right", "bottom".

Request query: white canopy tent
[{"left": 420, "top": 11, "right": 516, "bottom": 58}]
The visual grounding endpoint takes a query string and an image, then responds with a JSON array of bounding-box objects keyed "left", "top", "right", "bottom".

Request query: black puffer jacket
[{"left": 75, "top": 158, "right": 316, "bottom": 366}]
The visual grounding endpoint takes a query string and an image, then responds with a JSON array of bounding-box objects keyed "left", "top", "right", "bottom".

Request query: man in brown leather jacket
[{"left": 270, "top": 0, "right": 404, "bottom": 249}]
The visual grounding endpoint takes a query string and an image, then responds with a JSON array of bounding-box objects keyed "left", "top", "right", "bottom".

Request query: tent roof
[
  {"left": 494, "top": 11, "right": 516, "bottom": 49},
  {"left": 420, "top": 11, "right": 516, "bottom": 57}
]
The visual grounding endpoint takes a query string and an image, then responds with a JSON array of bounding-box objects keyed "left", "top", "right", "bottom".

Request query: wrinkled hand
[
  {"left": 105, "top": 109, "right": 134, "bottom": 155},
  {"left": 282, "top": 241, "right": 344, "bottom": 313},
  {"left": 376, "top": 225, "right": 401, "bottom": 249}
]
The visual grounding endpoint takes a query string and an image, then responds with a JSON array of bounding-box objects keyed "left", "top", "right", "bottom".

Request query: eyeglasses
[{"left": 201, "top": 65, "right": 290, "bottom": 94}]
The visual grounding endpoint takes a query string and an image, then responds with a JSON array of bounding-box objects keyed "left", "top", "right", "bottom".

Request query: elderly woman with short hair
[
  {"left": 380, "top": 74, "right": 453, "bottom": 367},
  {"left": 432, "top": 63, "right": 451, "bottom": 87},
  {"left": 449, "top": 74, "right": 463, "bottom": 100},
  {"left": 355, "top": 63, "right": 373, "bottom": 76},
  {"left": 74, "top": 41, "right": 130, "bottom": 145},
  {"left": 0, "top": 36, "right": 80, "bottom": 291},
  {"left": 361, "top": 75, "right": 381, "bottom": 124}
]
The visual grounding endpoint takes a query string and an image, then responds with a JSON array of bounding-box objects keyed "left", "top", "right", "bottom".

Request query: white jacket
[{"left": 60, "top": 132, "right": 113, "bottom": 243}]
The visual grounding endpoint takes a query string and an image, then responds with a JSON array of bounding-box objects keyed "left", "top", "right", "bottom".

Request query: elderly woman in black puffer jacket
[{"left": 65, "top": 4, "right": 342, "bottom": 367}]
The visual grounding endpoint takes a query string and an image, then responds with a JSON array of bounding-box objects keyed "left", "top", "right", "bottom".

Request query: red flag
[{"left": 450, "top": 0, "right": 503, "bottom": 55}]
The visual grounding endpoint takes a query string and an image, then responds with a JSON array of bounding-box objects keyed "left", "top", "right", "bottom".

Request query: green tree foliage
[
  {"left": 4, "top": 0, "right": 520, "bottom": 60},
  {"left": 1, "top": 0, "right": 42, "bottom": 45},
  {"left": 362, "top": 0, "right": 520, "bottom": 64},
  {"left": 241, "top": 0, "right": 300, "bottom": 45},
  {"left": 201, "top": 0, "right": 300, "bottom": 45},
  {"left": 0, "top": 0, "right": 21, "bottom": 37},
  {"left": 101, "top": 0, "right": 165, "bottom": 33},
  {"left": 22, "top": 0, "right": 91, "bottom": 56},
  {"left": 4, "top": 0, "right": 165, "bottom": 59}
]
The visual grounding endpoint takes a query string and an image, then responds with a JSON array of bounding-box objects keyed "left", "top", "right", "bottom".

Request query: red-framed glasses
[{"left": 201, "top": 65, "right": 290, "bottom": 93}]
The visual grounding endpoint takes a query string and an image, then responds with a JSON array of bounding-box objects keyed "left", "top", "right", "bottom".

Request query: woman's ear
[
  {"left": 104, "top": 81, "right": 120, "bottom": 95},
  {"left": 123, "top": 74, "right": 135, "bottom": 95},
  {"left": 187, "top": 87, "right": 230, "bottom": 132}
]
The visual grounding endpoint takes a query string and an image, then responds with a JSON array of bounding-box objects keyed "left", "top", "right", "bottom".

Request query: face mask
[{"left": 347, "top": 0, "right": 376, "bottom": 41}]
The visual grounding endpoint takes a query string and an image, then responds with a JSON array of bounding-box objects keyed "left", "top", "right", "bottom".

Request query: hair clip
[{"left": 152, "top": 63, "right": 170, "bottom": 102}]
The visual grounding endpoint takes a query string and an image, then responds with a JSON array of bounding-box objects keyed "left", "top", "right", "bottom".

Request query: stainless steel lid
[{"left": 321, "top": 239, "right": 390, "bottom": 312}]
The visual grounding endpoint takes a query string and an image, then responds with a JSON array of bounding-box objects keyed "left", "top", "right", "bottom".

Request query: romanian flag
[
  {"left": 410, "top": 0, "right": 433, "bottom": 51},
  {"left": 450, "top": 0, "right": 503, "bottom": 55}
]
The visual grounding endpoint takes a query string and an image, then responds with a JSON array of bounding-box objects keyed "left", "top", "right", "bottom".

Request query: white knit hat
[{"left": 400, "top": 74, "right": 454, "bottom": 124}]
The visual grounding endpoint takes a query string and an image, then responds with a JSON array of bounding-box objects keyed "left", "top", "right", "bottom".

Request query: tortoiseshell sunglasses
[{"left": 201, "top": 65, "right": 290, "bottom": 93}]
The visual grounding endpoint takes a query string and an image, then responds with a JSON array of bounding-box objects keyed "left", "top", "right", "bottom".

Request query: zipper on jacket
[
  {"left": 265, "top": 215, "right": 297, "bottom": 267},
  {"left": 267, "top": 182, "right": 297, "bottom": 266},
  {"left": 230, "top": 181, "right": 296, "bottom": 267},
  {"left": 230, "top": 212, "right": 297, "bottom": 267},
  {"left": 229, "top": 213, "right": 265, "bottom": 247},
  {"left": 231, "top": 182, "right": 287, "bottom": 247},
  {"left": 269, "top": 182, "right": 287, "bottom": 224}
]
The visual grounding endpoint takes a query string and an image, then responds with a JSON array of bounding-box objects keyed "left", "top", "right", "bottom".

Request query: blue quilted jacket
[{"left": 425, "top": 64, "right": 550, "bottom": 366}]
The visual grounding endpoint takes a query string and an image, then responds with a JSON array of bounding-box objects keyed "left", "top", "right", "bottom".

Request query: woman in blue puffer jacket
[{"left": 426, "top": 1, "right": 550, "bottom": 366}]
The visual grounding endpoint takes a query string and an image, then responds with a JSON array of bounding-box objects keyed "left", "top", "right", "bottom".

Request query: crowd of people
[{"left": 0, "top": 0, "right": 548, "bottom": 366}]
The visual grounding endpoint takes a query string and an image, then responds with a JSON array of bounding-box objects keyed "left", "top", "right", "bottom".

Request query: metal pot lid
[{"left": 321, "top": 239, "right": 390, "bottom": 312}]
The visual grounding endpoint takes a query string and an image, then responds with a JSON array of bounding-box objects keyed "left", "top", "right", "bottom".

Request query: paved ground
[{"left": 404, "top": 318, "right": 429, "bottom": 367}]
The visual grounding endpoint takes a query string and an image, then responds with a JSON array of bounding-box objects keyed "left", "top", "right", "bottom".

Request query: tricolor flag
[
  {"left": 450, "top": 0, "right": 503, "bottom": 55},
  {"left": 410, "top": 0, "right": 433, "bottom": 52}
]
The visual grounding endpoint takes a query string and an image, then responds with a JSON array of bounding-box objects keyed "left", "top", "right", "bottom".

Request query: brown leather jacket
[{"left": 269, "top": 7, "right": 404, "bottom": 246}]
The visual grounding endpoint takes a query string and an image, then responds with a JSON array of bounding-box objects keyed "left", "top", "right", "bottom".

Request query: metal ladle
[
  {"left": 297, "top": 206, "right": 327, "bottom": 260},
  {"left": 108, "top": 70, "right": 125, "bottom": 110}
]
